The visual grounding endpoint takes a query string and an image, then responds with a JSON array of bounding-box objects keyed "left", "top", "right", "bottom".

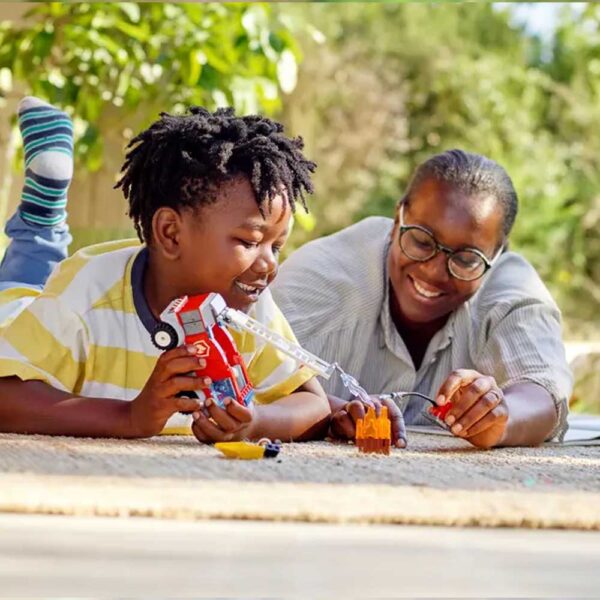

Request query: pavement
[{"left": 1, "top": 513, "right": 600, "bottom": 597}]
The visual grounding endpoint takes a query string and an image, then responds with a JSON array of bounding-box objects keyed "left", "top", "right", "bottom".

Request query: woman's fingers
[
  {"left": 379, "top": 395, "right": 407, "bottom": 448},
  {"left": 330, "top": 409, "right": 356, "bottom": 440},
  {"left": 436, "top": 369, "right": 481, "bottom": 405},
  {"left": 450, "top": 389, "right": 504, "bottom": 436},
  {"left": 462, "top": 404, "right": 508, "bottom": 439},
  {"left": 444, "top": 376, "right": 496, "bottom": 426}
]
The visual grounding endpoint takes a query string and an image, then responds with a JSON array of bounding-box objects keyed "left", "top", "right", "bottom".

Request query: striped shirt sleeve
[
  {"left": 473, "top": 256, "right": 573, "bottom": 441},
  {"left": 0, "top": 293, "right": 88, "bottom": 393}
]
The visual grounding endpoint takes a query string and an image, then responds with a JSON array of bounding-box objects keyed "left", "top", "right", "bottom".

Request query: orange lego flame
[{"left": 355, "top": 405, "right": 391, "bottom": 455}]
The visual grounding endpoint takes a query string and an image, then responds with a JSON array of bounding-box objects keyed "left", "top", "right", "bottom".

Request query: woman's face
[{"left": 387, "top": 177, "right": 504, "bottom": 326}]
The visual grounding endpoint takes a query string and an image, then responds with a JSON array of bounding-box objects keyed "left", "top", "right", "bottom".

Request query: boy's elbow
[{"left": 294, "top": 379, "right": 332, "bottom": 441}]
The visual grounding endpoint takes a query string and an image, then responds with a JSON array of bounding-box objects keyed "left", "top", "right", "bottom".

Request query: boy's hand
[
  {"left": 434, "top": 369, "right": 508, "bottom": 449},
  {"left": 191, "top": 397, "right": 256, "bottom": 443},
  {"left": 328, "top": 394, "right": 407, "bottom": 448},
  {"left": 129, "top": 345, "right": 209, "bottom": 437}
]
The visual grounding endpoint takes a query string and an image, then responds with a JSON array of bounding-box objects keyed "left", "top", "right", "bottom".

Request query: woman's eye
[{"left": 414, "top": 238, "right": 432, "bottom": 249}]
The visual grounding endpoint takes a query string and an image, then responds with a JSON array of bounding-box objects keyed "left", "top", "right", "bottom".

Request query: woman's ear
[
  {"left": 394, "top": 198, "right": 407, "bottom": 226},
  {"left": 151, "top": 207, "right": 182, "bottom": 260}
]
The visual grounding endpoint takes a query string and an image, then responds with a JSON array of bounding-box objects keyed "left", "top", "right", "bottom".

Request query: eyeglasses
[{"left": 398, "top": 205, "right": 503, "bottom": 281}]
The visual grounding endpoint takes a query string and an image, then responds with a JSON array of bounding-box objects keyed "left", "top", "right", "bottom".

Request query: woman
[{"left": 271, "top": 149, "right": 572, "bottom": 448}]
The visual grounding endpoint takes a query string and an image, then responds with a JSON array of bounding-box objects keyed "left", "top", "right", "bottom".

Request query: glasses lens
[
  {"left": 400, "top": 227, "right": 436, "bottom": 261},
  {"left": 448, "top": 250, "right": 486, "bottom": 281}
]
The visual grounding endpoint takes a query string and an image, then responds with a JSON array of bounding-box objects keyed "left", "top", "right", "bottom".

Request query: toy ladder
[{"left": 220, "top": 308, "right": 336, "bottom": 379}]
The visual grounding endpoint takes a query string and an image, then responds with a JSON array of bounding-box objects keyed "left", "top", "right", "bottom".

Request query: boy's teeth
[
  {"left": 413, "top": 278, "right": 443, "bottom": 298},
  {"left": 236, "top": 282, "right": 257, "bottom": 293}
]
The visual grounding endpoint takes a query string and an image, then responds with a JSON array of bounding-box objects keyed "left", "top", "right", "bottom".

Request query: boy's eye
[
  {"left": 239, "top": 239, "right": 259, "bottom": 249},
  {"left": 272, "top": 245, "right": 282, "bottom": 255}
]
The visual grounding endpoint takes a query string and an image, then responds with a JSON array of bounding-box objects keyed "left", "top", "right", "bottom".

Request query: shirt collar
[{"left": 131, "top": 247, "right": 160, "bottom": 335}]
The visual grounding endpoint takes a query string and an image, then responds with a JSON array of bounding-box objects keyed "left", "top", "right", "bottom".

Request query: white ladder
[{"left": 220, "top": 308, "right": 336, "bottom": 379}]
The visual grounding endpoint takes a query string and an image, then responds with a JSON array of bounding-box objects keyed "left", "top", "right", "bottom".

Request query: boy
[{"left": 0, "top": 98, "right": 330, "bottom": 442}]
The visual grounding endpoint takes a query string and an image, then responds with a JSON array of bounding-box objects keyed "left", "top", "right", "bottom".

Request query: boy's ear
[{"left": 151, "top": 207, "right": 182, "bottom": 260}]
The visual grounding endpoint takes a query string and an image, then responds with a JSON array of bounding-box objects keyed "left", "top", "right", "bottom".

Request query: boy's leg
[{"left": 0, "top": 97, "right": 73, "bottom": 291}]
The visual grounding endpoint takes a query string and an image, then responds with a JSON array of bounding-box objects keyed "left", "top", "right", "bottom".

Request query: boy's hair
[{"left": 115, "top": 106, "right": 316, "bottom": 243}]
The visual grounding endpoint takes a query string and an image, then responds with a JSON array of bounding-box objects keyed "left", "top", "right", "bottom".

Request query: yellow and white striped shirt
[{"left": 0, "top": 240, "right": 313, "bottom": 434}]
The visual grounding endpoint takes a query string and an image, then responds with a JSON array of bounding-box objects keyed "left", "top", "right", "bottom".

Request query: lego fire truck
[
  {"left": 151, "top": 293, "right": 255, "bottom": 408},
  {"left": 150, "top": 292, "right": 375, "bottom": 410}
]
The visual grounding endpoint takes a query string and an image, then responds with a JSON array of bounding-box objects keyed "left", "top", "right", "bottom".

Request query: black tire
[{"left": 151, "top": 322, "right": 179, "bottom": 351}]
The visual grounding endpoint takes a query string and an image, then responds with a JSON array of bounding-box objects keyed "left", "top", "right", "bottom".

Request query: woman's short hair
[{"left": 402, "top": 149, "right": 518, "bottom": 238}]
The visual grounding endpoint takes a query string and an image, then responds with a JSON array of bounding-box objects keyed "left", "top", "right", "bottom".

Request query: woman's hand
[
  {"left": 434, "top": 369, "right": 508, "bottom": 449},
  {"left": 328, "top": 394, "right": 407, "bottom": 448}
]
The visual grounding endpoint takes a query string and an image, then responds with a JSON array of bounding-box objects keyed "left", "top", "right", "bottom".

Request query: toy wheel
[{"left": 151, "top": 322, "right": 179, "bottom": 351}]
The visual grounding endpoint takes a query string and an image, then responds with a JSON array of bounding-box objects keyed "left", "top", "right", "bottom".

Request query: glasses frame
[{"left": 398, "top": 204, "right": 503, "bottom": 282}]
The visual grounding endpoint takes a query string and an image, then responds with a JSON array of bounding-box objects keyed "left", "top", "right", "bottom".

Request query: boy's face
[{"left": 168, "top": 176, "right": 291, "bottom": 312}]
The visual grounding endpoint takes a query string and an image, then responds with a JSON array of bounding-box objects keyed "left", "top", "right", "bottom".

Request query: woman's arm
[
  {"left": 498, "top": 381, "right": 557, "bottom": 446},
  {"left": 434, "top": 370, "right": 559, "bottom": 448}
]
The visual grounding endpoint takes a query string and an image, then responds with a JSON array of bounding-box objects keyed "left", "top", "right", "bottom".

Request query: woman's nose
[{"left": 417, "top": 251, "right": 450, "bottom": 282}]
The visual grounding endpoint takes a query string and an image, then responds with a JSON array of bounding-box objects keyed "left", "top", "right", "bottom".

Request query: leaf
[
  {"left": 203, "top": 46, "right": 233, "bottom": 74},
  {"left": 0, "top": 68, "right": 12, "bottom": 93},
  {"left": 294, "top": 207, "right": 316, "bottom": 233},
  {"left": 276, "top": 49, "right": 297, "bottom": 94},
  {"left": 119, "top": 3, "right": 140, "bottom": 24},
  {"left": 187, "top": 50, "right": 205, "bottom": 86},
  {"left": 114, "top": 20, "right": 148, "bottom": 43}
]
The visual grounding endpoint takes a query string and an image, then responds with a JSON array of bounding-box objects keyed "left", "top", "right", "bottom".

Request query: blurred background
[{"left": 0, "top": 2, "right": 598, "bottom": 405}]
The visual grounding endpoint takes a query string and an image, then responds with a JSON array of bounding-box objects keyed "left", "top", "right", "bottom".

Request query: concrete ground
[{"left": 1, "top": 513, "right": 600, "bottom": 597}]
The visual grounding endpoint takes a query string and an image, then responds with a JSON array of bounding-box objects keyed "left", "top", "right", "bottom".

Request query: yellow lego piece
[
  {"left": 355, "top": 406, "right": 391, "bottom": 455},
  {"left": 215, "top": 441, "right": 265, "bottom": 459}
]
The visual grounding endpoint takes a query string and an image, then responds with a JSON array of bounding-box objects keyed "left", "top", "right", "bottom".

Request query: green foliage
[
  {"left": 0, "top": 3, "right": 597, "bottom": 335},
  {"left": 280, "top": 3, "right": 599, "bottom": 335},
  {"left": 0, "top": 2, "right": 300, "bottom": 171}
]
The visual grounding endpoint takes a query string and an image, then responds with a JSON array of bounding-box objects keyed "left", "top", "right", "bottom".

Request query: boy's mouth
[{"left": 234, "top": 280, "right": 266, "bottom": 302}]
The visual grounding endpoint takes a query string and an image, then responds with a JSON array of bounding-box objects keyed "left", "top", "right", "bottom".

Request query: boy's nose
[{"left": 252, "top": 248, "right": 278, "bottom": 276}]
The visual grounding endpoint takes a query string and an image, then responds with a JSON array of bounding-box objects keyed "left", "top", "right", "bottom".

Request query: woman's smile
[{"left": 407, "top": 274, "right": 446, "bottom": 300}]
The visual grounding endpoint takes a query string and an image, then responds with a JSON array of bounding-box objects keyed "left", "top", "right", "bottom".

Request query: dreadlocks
[{"left": 115, "top": 106, "right": 316, "bottom": 243}]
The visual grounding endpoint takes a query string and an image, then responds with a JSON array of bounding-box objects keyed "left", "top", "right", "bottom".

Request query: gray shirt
[{"left": 271, "top": 217, "right": 572, "bottom": 440}]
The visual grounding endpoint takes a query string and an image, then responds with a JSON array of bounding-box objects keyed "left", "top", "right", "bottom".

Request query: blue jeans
[{"left": 0, "top": 212, "right": 72, "bottom": 292}]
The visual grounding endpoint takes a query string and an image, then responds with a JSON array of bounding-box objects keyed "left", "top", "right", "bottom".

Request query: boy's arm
[
  {"left": 0, "top": 377, "right": 135, "bottom": 437},
  {"left": 251, "top": 376, "right": 331, "bottom": 441},
  {"left": 192, "top": 376, "right": 331, "bottom": 443},
  {"left": 0, "top": 346, "right": 208, "bottom": 438}
]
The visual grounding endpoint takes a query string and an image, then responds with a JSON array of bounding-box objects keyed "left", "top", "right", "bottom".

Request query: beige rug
[{"left": 1, "top": 432, "right": 600, "bottom": 529}]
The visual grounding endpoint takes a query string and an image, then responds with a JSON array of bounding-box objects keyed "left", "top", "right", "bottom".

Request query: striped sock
[{"left": 17, "top": 96, "right": 73, "bottom": 227}]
